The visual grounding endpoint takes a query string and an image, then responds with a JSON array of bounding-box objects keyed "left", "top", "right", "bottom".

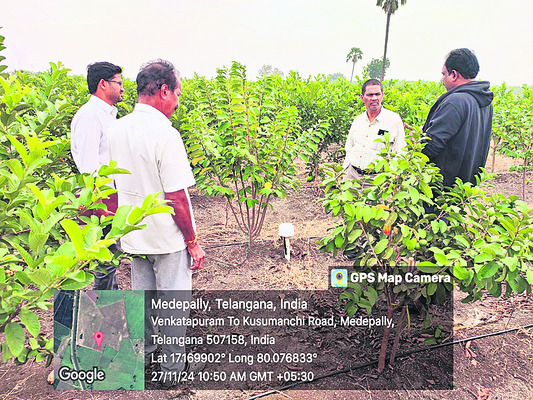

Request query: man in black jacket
[{"left": 422, "top": 48, "right": 493, "bottom": 188}]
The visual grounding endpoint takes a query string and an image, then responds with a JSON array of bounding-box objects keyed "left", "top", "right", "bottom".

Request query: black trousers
[{"left": 92, "top": 225, "right": 119, "bottom": 290}]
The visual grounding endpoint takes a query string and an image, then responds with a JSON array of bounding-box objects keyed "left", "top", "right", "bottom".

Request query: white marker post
[{"left": 278, "top": 223, "right": 295, "bottom": 261}]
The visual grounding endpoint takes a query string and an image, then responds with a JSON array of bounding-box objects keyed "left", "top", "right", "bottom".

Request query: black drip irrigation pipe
[{"left": 241, "top": 322, "right": 533, "bottom": 400}]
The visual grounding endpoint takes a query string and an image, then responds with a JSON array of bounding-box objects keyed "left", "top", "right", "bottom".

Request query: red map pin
[{"left": 94, "top": 331, "right": 104, "bottom": 349}]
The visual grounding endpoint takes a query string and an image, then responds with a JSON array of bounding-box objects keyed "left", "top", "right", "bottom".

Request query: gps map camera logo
[{"left": 331, "top": 269, "right": 348, "bottom": 287}]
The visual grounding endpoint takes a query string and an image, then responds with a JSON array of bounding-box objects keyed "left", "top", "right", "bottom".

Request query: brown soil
[{"left": 1, "top": 154, "right": 532, "bottom": 400}]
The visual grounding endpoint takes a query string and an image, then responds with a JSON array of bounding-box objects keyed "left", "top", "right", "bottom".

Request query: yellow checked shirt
[{"left": 343, "top": 107, "right": 406, "bottom": 172}]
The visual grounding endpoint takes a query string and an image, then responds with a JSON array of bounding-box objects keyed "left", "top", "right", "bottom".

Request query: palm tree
[
  {"left": 346, "top": 47, "right": 363, "bottom": 83},
  {"left": 376, "top": 0, "right": 406, "bottom": 81}
]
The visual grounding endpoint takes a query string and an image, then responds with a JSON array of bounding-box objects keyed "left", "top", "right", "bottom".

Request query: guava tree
[
  {"left": 0, "top": 57, "right": 170, "bottom": 364},
  {"left": 182, "top": 62, "right": 324, "bottom": 245},
  {"left": 493, "top": 85, "right": 533, "bottom": 201},
  {"left": 320, "top": 128, "right": 533, "bottom": 372}
]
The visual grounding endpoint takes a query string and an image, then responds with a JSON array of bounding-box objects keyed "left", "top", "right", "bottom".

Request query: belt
[{"left": 353, "top": 166, "right": 371, "bottom": 175}]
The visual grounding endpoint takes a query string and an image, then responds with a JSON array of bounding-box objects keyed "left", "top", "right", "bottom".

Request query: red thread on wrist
[{"left": 185, "top": 234, "right": 198, "bottom": 246}]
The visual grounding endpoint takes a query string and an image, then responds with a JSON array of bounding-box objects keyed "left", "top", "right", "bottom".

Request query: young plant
[
  {"left": 320, "top": 128, "right": 533, "bottom": 372},
  {"left": 0, "top": 59, "right": 172, "bottom": 365},
  {"left": 494, "top": 85, "right": 533, "bottom": 201},
  {"left": 182, "top": 62, "right": 323, "bottom": 244}
]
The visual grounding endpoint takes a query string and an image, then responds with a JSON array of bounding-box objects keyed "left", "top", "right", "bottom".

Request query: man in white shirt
[
  {"left": 343, "top": 79, "right": 406, "bottom": 181},
  {"left": 70, "top": 62, "right": 124, "bottom": 290},
  {"left": 108, "top": 60, "right": 205, "bottom": 383}
]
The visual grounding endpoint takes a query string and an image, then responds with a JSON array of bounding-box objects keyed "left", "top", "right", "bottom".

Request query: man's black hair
[
  {"left": 86, "top": 62, "right": 122, "bottom": 94},
  {"left": 361, "top": 78, "right": 383, "bottom": 95},
  {"left": 444, "top": 48, "right": 479, "bottom": 79},
  {"left": 137, "top": 59, "right": 180, "bottom": 96}
]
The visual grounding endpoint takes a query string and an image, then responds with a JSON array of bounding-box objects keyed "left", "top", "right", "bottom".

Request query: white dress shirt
[
  {"left": 107, "top": 103, "right": 196, "bottom": 255},
  {"left": 343, "top": 107, "right": 405, "bottom": 171},
  {"left": 71, "top": 95, "right": 118, "bottom": 174}
]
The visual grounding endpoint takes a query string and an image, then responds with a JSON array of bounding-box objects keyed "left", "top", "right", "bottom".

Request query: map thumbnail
[{"left": 54, "top": 290, "right": 144, "bottom": 390}]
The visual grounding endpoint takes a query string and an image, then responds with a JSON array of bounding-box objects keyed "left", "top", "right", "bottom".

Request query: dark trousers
[{"left": 93, "top": 226, "right": 119, "bottom": 290}]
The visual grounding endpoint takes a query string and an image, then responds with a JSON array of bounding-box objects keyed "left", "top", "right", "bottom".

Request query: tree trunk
[
  {"left": 491, "top": 137, "right": 501, "bottom": 173},
  {"left": 350, "top": 62, "right": 355, "bottom": 83},
  {"left": 381, "top": 13, "right": 391, "bottom": 81},
  {"left": 390, "top": 306, "right": 406, "bottom": 364},
  {"left": 377, "top": 305, "right": 394, "bottom": 372},
  {"left": 523, "top": 157, "right": 528, "bottom": 202}
]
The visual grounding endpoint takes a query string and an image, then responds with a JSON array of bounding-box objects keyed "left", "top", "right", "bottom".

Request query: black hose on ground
[{"left": 241, "top": 322, "right": 533, "bottom": 400}]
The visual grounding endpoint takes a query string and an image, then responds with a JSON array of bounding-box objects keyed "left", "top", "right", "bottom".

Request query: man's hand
[
  {"left": 404, "top": 122, "right": 415, "bottom": 133},
  {"left": 94, "top": 208, "right": 115, "bottom": 218},
  {"left": 187, "top": 242, "right": 206, "bottom": 270},
  {"left": 165, "top": 189, "right": 205, "bottom": 270}
]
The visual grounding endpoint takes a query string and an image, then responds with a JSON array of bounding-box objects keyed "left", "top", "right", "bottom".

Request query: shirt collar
[
  {"left": 134, "top": 103, "right": 172, "bottom": 125},
  {"left": 365, "top": 107, "right": 384, "bottom": 124},
  {"left": 89, "top": 95, "right": 118, "bottom": 117}
]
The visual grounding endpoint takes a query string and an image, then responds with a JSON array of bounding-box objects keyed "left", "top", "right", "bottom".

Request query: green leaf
[
  {"left": 17, "top": 347, "right": 29, "bottom": 363},
  {"left": 424, "top": 337, "right": 437, "bottom": 345},
  {"left": 474, "top": 253, "right": 493, "bottom": 264},
  {"left": 127, "top": 207, "right": 145, "bottom": 225},
  {"left": 334, "top": 234, "right": 344, "bottom": 248},
  {"left": 9, "top": 241, "right": 35, "bottom": 269},
  {"left": 348, "top": 229, "right": 363, "bottom": 243},
  {"left": 477, "top": 261, "right": 499, "bottom": 279},
  {"left": 87, "top": 246, "right": 112, "bottom": 261},
  {"left": 384, "top": 212, "right": 398, "bottom": 227},
  {"left": 409, "top": 187, "right": 420, "bottom": 204},
  {"left": 29, "top": 338, "right": 39, "bottom": 350},
  {"left": 383, "top": 247, "right": 394, "bottom": 260},
  {"left": 526, "top": 269, "right": 533, "bottom": 285},
  {"left": 2, "top": 342, "right": 13, "bottom": 363},
  {"left": 498, "top": 219, "right": 515, "bottom": 238},
  {"left": 5, "top": 159, "right": 25, "bottom": 180},
  {"left": 20, "top": 309, "right": 40, "bottom": 337},
  {"left": 373, "top": 174, "right": 387, "bottom": 186},
  {"left": 28, "top": 231, "right": 49, "bottom": 254},
  {"left": 26, "top": 183, "right": 47, "bottom": 206},
  {"left": 98, "top": 160, "right": 131, "bottom": 176},
  {"left": 362, "top": 206, "right": 372, "bottom": 223},
  {"left": 5, "top": 323, "right": 25, "bottom": 357},
  {"left": 434, "top": 253, "right": 448, "bottom": 265},
  {"left": 427, "top": 283, "right": 437, "bottom": 296},
  {"left": 452, "top": 264, "right": 469, "bottom": 280},
  {"left": 27, "top": 268, "right": 52, "bottom": 288},
  {"left": 141, "top": 192, "right": 160, "bottom": 210},
  {"left": 374, "top": 238, "right": 389, "bottom": 255},
  {"left": 42, "top": 212, "right": 66, "bottom": 234},
  {"left": 111, "top": 205, "right": 132, "bottom": 229},
  {"left": 61, "top": 271, "right": 93, "bottom": 290},
  {"left": 455, "top": 235, "right": 470, "bottom": 248},
  {"left": 416, "top": 262, "right": 440, "bottom": 273},
  {"left": 143, "top": 205, "right": 173, "bottom": 217},
  {"left": 419, "top": 181, "right": 433, "bottom": 199},
  {"left": 364, "top": 286, "right": 378, "bottom": 306},
  {"left": 7, "top": 135, "right": 29, "bottom": 166},
  {"left": 60, "top": 219, "right": 84, "bottom": 259},
  {"left": 339, "top": 292, "right": 355, "bottom": 301},
  {"left": 502, "top": 257, "right": 518, "bottom": 271}
]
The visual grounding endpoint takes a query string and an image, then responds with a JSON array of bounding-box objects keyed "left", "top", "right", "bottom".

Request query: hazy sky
[{"left": 2, "top": 0, "right": 532, "bottom": 86}]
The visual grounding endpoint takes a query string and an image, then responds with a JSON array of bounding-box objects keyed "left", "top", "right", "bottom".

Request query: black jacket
[{"left": 422, "top": 81, "right": 493, "bottom": 187}]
